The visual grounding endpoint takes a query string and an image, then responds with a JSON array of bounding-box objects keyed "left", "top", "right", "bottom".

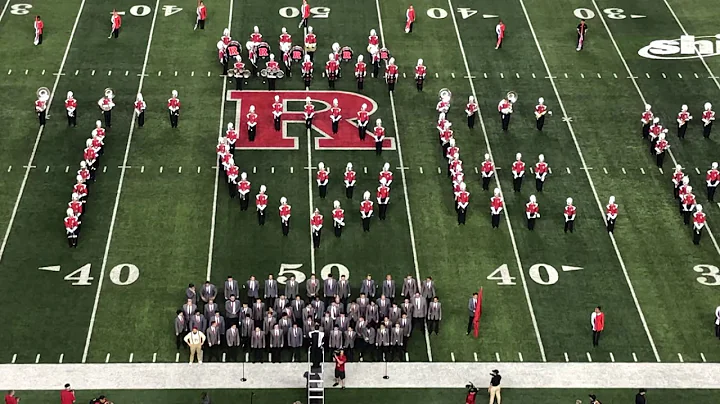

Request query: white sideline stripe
[
  {"left": 522, "top": 0, "right": 661, "bottom": 362},
  {"left": 0, "top": 0, "right": 87, "bottom": 269},
  {"left": 450, "top": 0, "right": 546, "bottom": 362},
  {"left": 206, "top": 0, "right": 234, "bottom": 283},
  {"left": 375, "top": 0, "right": 432, "bottom": 362},
  {"left": 2, "top": 363, "right": 720, "bottom": 389},
  {"left": 592, "top": 0, "right": 720, "bottom": 258},
  {"left": 82, "top": 0, "right": 162, "bottom": 364}
]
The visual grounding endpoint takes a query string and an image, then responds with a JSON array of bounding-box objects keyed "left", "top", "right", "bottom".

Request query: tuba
[
  {"left": 438, "top": 88, "right": 452, "bottom": 102},
  {"left": 104, "top": 88, "right": 115, "bottom": 99},
  {"left": 507, "top": 91, "right": 518, "bottom": 104},
  {"left": 37, "top": 87, "right": 50, "bottom": 101}
]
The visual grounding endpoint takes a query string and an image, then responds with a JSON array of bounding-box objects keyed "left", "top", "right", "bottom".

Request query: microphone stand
[
  {"left": 250, "top": 392, "right": 255, "bottom": 404},
  {"left": 240, "top": 361, "right": 247, "bottom": 382},
  {"left": 382, "top": 359, "right": 389, "bottom": 379}
]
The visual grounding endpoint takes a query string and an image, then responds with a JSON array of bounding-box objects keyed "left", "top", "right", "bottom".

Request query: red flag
[{"left": 473, "top": 287, "right": 483, "bottom": 338}]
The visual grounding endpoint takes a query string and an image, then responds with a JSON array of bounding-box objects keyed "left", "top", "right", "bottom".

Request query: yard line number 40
[{"left": 55, "top": 263, "right": 140, "bottom": 286}]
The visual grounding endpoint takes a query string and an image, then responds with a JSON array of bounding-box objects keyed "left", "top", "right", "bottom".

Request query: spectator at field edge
[
  {"left": 635, "top": 389, "right": 647, "bottom": 404},
  {"left": 591, "top": 306, "right": 604, "bottom": 347},
  {"left": 715, "top": 304, "right": 720, "bottom": 340},
  {"left": 488, "top": 369, "right": 501, "bottom": 404},
  {"left": 60, "top": 383, "right": 75, "bottom": 404},
  {"left": 89, "top": 396, "right": 113, "bottom": 404},
  {"left": 185, "top": 326, "right": 206, "bottom": 363},
  {"left": 4, "top": 390, "right": 19, "bottom": 404}
]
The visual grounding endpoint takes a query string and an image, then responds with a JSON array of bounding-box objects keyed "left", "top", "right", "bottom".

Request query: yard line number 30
[{"left": 574, "top": 8, "right": 626, "bottom": 20}]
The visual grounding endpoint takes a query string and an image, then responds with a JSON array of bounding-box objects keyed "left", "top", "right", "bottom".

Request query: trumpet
[
  {"left": 507, "top": 91, "right": 518, "bottom": 104},
  {"left": 37, "top": 87, "right": 50, "bottom": 102}
]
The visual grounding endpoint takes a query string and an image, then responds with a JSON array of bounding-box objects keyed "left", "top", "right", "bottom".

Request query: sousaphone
[
  {"left": 438, "top": 88, "right": 452, "bottom": 102},
  {"left": 37, "top": 87, "right": 50, "bottom": 101},
  {"left": 507, "top": 91, "right": 518, "bottom": 104},
  {"left": 104, "top": 88, "right": 115, "bottom": 99}
]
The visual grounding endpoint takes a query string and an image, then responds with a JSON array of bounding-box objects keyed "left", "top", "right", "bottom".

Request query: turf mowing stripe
[
  {"left": 592, "top": 0, "right": 720, "bottom": 257},
  {"left": 82, "top": 0, "right": 161, "bottom": 364},
  {"left": 375, "top": 1, "right": 434, "bottom": 363},
  {"left": 0, "top": 0, "right": 87, "bottom": 268},
  {"left": 521, "top": 0, "right": 662, "bottom": 362},
  {"left": 448, "top": 0, "right": 547, "bottom": 362},
  {"left": 663, "top": 0, "right": 720, "bottom": 91}
]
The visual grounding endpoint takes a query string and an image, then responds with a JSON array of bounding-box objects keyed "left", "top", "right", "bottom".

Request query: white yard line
[
  {"left": 306, "top": 129, "right": 316, "bottom": 276},
  {"left": 591, "top": 0, "right": 720, "bottom": 257},
  {"left": 519, "top": 0, "right": 660, "bottom": 362},
  {"left": 81, "top": 0, "right": 161, "bottom": 363},
  {"left": 2, "top": 362, "right": 720, "bottom": 390},
  {"left": 0, "top": 0, "right": 10, "bottom": 24},
  {"left": 663, "top": 0, "right": 720, "bottom": 91},
  {"left": 0, "top": 0, "right": 87, "bottom": 265},
  {"left": 206, "top": 0, "right": 235, "bottom": 282},
  {"left": 375, "top": 0, "right": 432, "bottom": 362},
  {"left": 447, "top": 0, "right": 546, "bottom": 362}
]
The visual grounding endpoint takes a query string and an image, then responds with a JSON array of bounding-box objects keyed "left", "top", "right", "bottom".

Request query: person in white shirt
[
  {"left": 184, "top": 326, "right": 207, "bottom": 363},
  {"left": 715, "top": 305, "right": 720, "bottom": 340}
]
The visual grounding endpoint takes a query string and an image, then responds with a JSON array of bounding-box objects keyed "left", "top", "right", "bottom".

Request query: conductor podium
[{"left": 306, "top": 330, "right": 325, "bottom": 404}]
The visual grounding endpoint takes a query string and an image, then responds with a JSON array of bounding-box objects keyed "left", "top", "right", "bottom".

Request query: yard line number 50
[
  {"left": 63, "top": 263, "right": 139, "bottom": 286},
  {"left": 278, "top": 6, "right": 330, "bottom": 19}
]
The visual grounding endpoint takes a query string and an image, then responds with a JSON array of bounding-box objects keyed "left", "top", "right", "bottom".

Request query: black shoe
[{"left": 333, "top": 382, "right": 339, "bottom": 387}]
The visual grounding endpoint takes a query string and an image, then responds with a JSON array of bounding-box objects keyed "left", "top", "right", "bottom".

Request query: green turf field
[{"left": 1, "top": 0, "right": 720, "bottom": 368}]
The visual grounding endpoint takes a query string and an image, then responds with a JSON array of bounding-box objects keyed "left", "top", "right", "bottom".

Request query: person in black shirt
[
  {"left": 489, "top": 369, "right": 501, "bottom": 404},
  {"left": 577, "top": 20, "right": 588, "bottom": 51},
  {"left": 635, "top": 389, "right": 647, "bottom": 404}
]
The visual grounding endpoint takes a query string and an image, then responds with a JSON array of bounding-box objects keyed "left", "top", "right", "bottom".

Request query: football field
[{"left": 1, "top": 0, "right": 720, "bottom": 370}]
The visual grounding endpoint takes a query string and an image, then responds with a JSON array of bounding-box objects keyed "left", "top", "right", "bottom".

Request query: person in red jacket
[
  {"left": 4, "top": 390, "right": 19, "bottom": 404},
  {"left": 591, "top": 306, "right": 604, "bottom": 347},
  {"left": 60, "top": 384, "right": 76, "bottom": 404},
  {"left": 195, "top": 1, "right": 207, "bottom": 30},
  {"left": 34, "top": 15, "right": 44, "bottom": 46},
  {"left": 311, "top": 208, "right": 323, "bottom": 248},
  {"left": 405, "top": 5, "right": 415, "bottom": 33},
  {"left": 110, "top": 9, "right": 122, "bottom": 39}
]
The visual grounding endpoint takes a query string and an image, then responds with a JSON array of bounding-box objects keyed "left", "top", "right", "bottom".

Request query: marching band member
[
  {"left": 330, "top": 99, "right": 342, "bottom": 134},
  {"left": 301, "top": 54, "right": 314, "bottom": 88},
  {"left": 357, "top": 103, "right": 369, "bottom": 140},
  {"left": 525, "top": 195, "right": 540, "bottom": 230},
  {"left": 379, "top": 163, "right": 393, "bottom": 187},
  {"left": 372, "top": 118, "right": 386, "bottom": 155},
  {"left": 702, "top": 102, "right": 715, "bottom": 138},
  {"left": 65, "top": 208, "right": 80, "bottom": 248},
  {"left": 220, "top": 149, "right": 233, "bottom": 173},
  {"left": 256, "top": 185, "right": 268, "bottom": 225},
  {"left": 385, "top": 58, "right": 399, "bottom": 92},
  {"left": 279, "top": 27, "right": 292, "bottom": 51},
  {"left": 238, "top": 172, "right": 251, "bottom": 211},
  {"left": 221, "top": 28, "right": 232, "bottom": 46},
  {"left": 304, "top": 97, "right": 315, "bottom": 129},
  {"left": 456, "top": 182, "right": 469, "bottom": 225},
  {"left": 34, "top": 15, "right": 44, "bottom": 46},
  {"left": 466, "top": 96, "right": 478, "bottom": 129},
  {"left": 247, "top": 105, "right": 258, "bottom": 141},
  {"left": 490, "top": 188, "right": 503, "bottom": 228},
  {"left": 73, "top": 175, "right": 88, "bottom": 202},
  {"left": 98, "top": 91, "right": 114, "bottom": 127},
  {"left": 707, "top": 162, "right": 720, "bottom": 202},
  {"left": 677, "top": 104, "right": 692, "bottom": 139},
  {"left": 317, "top": 162, "right": 329, "bottom": 199},
  {"left": 69, "top": 193, "right": 84, "bottom": 218},
  {"left": 405, "top": 5, "right": 415, "bottom": 33},
  {"left": 437, "top": 113, "right": 448, "bottom": 133},
  {"left": 311, "top": 208, "right": 323, "bottom": 248},
  {"left": 279, "top": 197, "right": 292, "bottom": 236},
  {"left": 331, "top": 42, "right": 341, "bottom": 63},
  {"left": 90, "top": 133, "right": 104, "bottom": 156},
  {"left": 446, "top": 138, "right": 459, "bottom": 169},
  {"left": 195, "top": 1, "right": 207, "bottom": 30},
  {"left": 414, "top": 59, "right": 426, "bottom": 91},
  {"left": 299, "top": 0, "right": 311, "bottom": 29},
  {"left": 272, "top": 95, "right": 283, "bottom": 132},
  {"left": 134, "top": 93, "right": 146, "bottom": 127},
  {"left": 344, "top": 162, "right": 356, "bottom": 199},
  {"left": 332, "top": 201, "right": 345, "bottom": 237},
  {"left": 78, "top": 161, "right": 91, "bottom": 183},
  {"left": 216, "top": 136, "right": 228, "bottom": 164},
  {"left": 35, "top": 90, "right": 48, "bottom": 126},
  {"left": 437, "top": 94, "right": 451, "bottom": 115},
  {"left": 266, "top": 54, "right": 280, "bottom": 91},
  {"left": 453, "top": 172, "right": 464, "bottom": 196},
  {"left": 681, "top": 186, "right": 697, "bottom": 225},
  {"left": 217, "top": 40, "right": 227, "bottom": 66},
  {"left": 641, "top": 104, "right": 653, "bottom": 139},
  {"left": 304, "top": 26, "right": 317, "bottom": 62},
  {"left": 498, "top": 97, "right": 512, "bottom": 131},
  {"left": 606, "top": 196, "right": 618, "bottom": 233},
  {"left": 233, "top": 56, "right": 245, "bottom": 90},
  {"left": 377, "top": 178, "right": 390, "bottom": 220},
  {"left": 439, "top": 122, "right": 453, "bottom": 155},
  {"left": 168, "top": 90, "right": 181, "bottom": 128},
  {"left": 576, "top": 19, "right": 587, "bottom": 51},
  {"left": 368, "top": 29, "right": 379, "bottom": 49},
  {"left": 564, "top": 197, "right": 576, "bottom": 233},
  {"left": 449, "top": 154, "right": 462, "bottom": 179},
  {"left": 495, "top": 19, "right": 505, "bottom": 49},
  {"left": 250, "top": 26, "right": 263, "bottom": 46},
  {"left": 355, "top": 55, "right": 367, "bottom": 90},
  {"left": 481, "top": 154, "right": 494, "bottom": 191},
  {"left": 360, "top": 191, "right": 373, "bottom": 232},
  {"left": 535, "top": 154, "right": 549, "bottom": 192},
  {"left": 654, "top": 132, "right": 669, "bottom": 168},
  {"left": 671, "top": 164, "right": 684, "bottom": 199},
  {"left": 83, "top": 141, "right": 98, "bottom": 181},
  {"left": 648, "top": 117, "right": 666, "bottom": 155},
  {"left": 92, "top": 120, "right": 106, "bottom": 139},
  {"left": 110, "top": 9, "right": 122, "bottom": 39},
  {"left": 226, "top": 159, "right": 239, "bottom": 197},
  {"left": 226, "top": 123, "right": 238, "bottom": 153},
  {"left": 64, "top": 91, "right": 77, "bottom": 127},
  {"left": 535, "top": 97, "right": 549, "bottom": 131},
  {"left": 511, "top": 153, "right": 525, "bottom": 192},
  {"left": 693, "top": 204, "right": 706, "bottom": 245},
  {"left": 678, "top": 176, "right": 690, "bottom": 212}
]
